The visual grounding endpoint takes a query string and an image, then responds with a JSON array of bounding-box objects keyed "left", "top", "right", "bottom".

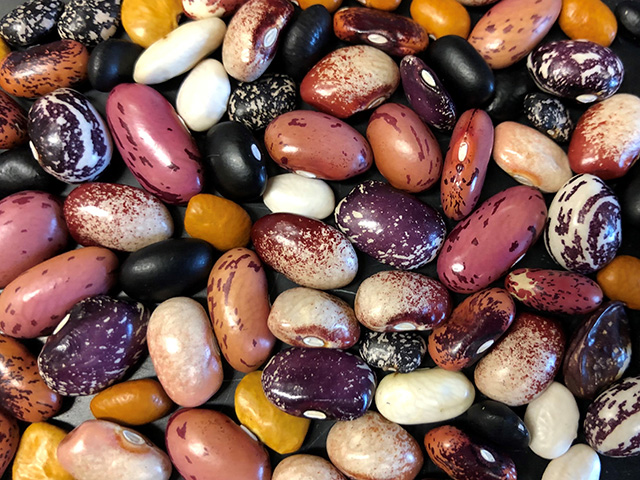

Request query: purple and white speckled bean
[
  {"left": 526, "top": 40, "right": 624, "bottom": 104},
  {"left": 28, "top": 88, "right": 112, "bottom": 183},
  {"left": 0, "top": 191, "right": 68, "bottom": 288},
  {"left": 221, "top": 0, "right": 293, "bottom": 82},
  {"left": 584, "top": 376, "right": 640, "bottom": 457},
  {"left": 544, "top": 174, "right": 621, "bottom": 274},
  {"left": 261, "top": 347, "right": 376, "bottom": 421},
  {"left": 335, "top": 180, "right": 446, "bottom": 270},
  {"left": 400, "top": 55, "right": 456, "bottom": 130},
  {"left": 38, "top": 295, "right": 149, "bottom": 396}
]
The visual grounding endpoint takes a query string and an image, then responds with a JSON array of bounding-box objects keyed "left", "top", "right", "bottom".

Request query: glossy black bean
[
  {"left": 485, "top": 65, "right": 536, "bottom": 122},
  {"left": 621, "top": 164, "right": 640, "bottom": 228},
  {"left": 120, "top": 238, "right": 217, "bottom": 303},
  {"left": 464, "top": 400, "right": 530, "bottom": 450},
  {"left": 204, "top": 121, "right": 268, "bottom": 201},
  {"left": 425, "top": 35, "right": 495, "bottom": 111},
  {"left": 88, "top": 39, "right": 144, "bottom": 92},
  {"left": 0, "top": 146, "right": 65, "bottom": 198},
  {"left": 279, "top": 4, "right": 333, "bottom": 81},
  {"left": 617, "top": 0, "right": 640, "bottom": 40}
]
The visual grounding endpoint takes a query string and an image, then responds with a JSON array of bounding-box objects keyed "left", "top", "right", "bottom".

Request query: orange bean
[
  {"left": 410, "top": 0, "right": 470, "bottom": 39},
  {"left": 355, "top": 0, "right": 402, "bottom": 12},
  {"left": 297, "top": 0, "right": 343, "bottom": 13},
  {"left": 184, "top": 193, "right": 252, "bottom": 251},
  {"left": 560, "top": 0, "right": 617, "bottom": 47},
  {"left": 597, "top": 255, "right": 640, "bottom": 309},
  {"left": 90, "top": 378, "right": 174, "bottom": 426}
]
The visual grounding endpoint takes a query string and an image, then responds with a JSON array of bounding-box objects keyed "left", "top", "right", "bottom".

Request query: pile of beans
[{"left": 0, "top": 0, "right": 639, "bottom": 479}]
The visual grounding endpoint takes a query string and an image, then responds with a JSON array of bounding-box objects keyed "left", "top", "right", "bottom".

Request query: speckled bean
[
  {"left": 261, "top": 347, "right": 375, "bottom": 421},
  {"left": 221, "top": 0, "right": 293, "bottom": 82},
  {"left": 63, "top": 182, "right": 173, "bottom": 252},
  {"left": 182, "top": 0, "right": 246, "bottom": 18},
  {"left": 264, "top": 110, "right": 373, "bottom": 181},
  {"left": 428, "top": 288, "right": 515, "bottom": 371},
  {"left": 400, "top": 55, "right": 456, "bottom": 130},
  {"left": 0, "top": 90, "right": 27, "bottom": 149},
  {"left": 166, "top": 408, "right": 271, "bottom": 480},
  {"left": 251, "top": 213, "right": 358, "bottom": 290},
  {"left": 568, "top": 94, "right": 640, "bottom": 180},
  {"left": 38, "top": 295, "right": 149, "bottom": 396},
  {"left": 333, "top": 7, "right": 429, "bottom": 57},
  {"left": 424, "top": 425, "right": 517, "bottom": 480},
  {"left": 563, "top": 301, "right": 631, "bottom": 399},
  {"left": 28, "top": 88, "right": 113, "bottom": 184},
  {"left": 300, "top": 45, "right": 400, "bottom": 118},
  {"left": 474, "top": 313, "right": 565, "bottom": 406},
  {"left": 0, "top": 410, "right": 17, "bottom": 477},
  {"left": 468, "top": 0, "right": 561, "bottom": 69},
  {"left": 0, "top": 246, "right": 118, "bottom": 338},
  {"left": 544, "top": 174, "right": 621, "bottom": 274},
  {"left": 440, "top": 109, "right": 493, "bottom": 221},
  {"left": 437, "top": 185, "right": 547, "bottom": 294},
  {"left": 358, "top": 331, "right": 426, "bottom": 373},
  {"left": 366, "top": 102, "right": 442, "bottom": 193},
  {"left": 505, "top": 268, "right": 603, "bottom": 315},
  {"left": 0, "top": 334, "right": 62, "bottom": 422},
  {"left": 268, "top": 287, "right": 359, "bottom": 349},
  {"left": 526, "top": 39, "right": 624, "bottom": 104},
  {"left": 106, "top": 83, "right": 203, "bottom": 204},
  {"left": 335, "top": 180, "right": 446, "bottom": 270},
  {"left": 0, "top": 39, "right": 88, "bottom": 98},
  {"left": 0, "top": 191, "right": 67, "bottom": 288},
  {"left": 584, "top": 375, "right": 640, "bottom": 457},
  {"left": 354, "top": 270, "right": 451, "bottom": 331},
  {"left": 0, "top": 0, "right": 64, "bottom": 47},
  {"left": 207, "top": 248, "right": 275, "bottom": 372}
]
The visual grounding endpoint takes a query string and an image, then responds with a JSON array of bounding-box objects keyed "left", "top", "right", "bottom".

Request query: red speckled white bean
[
  {"left": 222, "top": 0, "right": 293, "bottom": 82},
  {"left": 474, "top": 313, "right": 565, "bottom": 406},
  {"left": 63, "top": 182, "right": 173, "bottom": 252}
]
